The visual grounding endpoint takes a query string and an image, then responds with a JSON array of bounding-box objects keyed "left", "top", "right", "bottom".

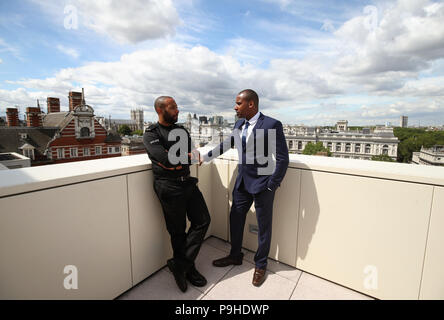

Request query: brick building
[{"left": 0, "top": 89, "right": 122, "bottom": 166}]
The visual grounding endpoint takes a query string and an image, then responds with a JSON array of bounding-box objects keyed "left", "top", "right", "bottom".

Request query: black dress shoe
[
  {"left": 212, "top": 253, "right": 243, "bottom": 267},
  {"left": 186, "top": 266, "right": 207, "bottom": 287},
  {"left": 167, "top": 259, "right": 188, "bottom": 293}
]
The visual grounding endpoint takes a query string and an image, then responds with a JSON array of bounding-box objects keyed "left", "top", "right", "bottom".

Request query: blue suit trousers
[{"left": 229, "top": 179, "right": 276, "bottom": 269}]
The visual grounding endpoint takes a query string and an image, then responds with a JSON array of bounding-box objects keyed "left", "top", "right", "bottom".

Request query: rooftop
[
  {"left": 1, "top": 150, "right": 443, "bottom": 300},
  {"left": 117, "top": 236, "right": 373, "bottom": 300}
]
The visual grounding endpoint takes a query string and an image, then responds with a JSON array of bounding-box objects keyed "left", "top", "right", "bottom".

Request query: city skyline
[{"left": 0, "top": 0, "right": 444, "bottom": 126}]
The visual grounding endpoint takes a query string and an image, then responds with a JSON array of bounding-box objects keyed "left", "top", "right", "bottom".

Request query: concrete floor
[{"left": 117, "top": 236, "right": 375, "bottom": 300}]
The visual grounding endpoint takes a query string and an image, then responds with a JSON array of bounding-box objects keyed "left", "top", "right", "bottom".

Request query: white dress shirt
[{"left": 240, "top": 111, "right": 260, "bottom": 142}]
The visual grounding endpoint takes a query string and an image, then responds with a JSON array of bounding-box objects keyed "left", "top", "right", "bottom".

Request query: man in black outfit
[{"left": 143, "top": 96, "right": 211, "bottom": 292}]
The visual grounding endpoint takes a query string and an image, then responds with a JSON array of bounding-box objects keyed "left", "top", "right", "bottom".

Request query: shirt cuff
[{"left": 202, "top": 152, "right": 211, "bottom": 163}]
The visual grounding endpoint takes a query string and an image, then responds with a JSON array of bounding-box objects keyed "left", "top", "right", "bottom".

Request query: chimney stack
[
  {"left": 69, "top": 91, "right": 82, "bottom": 112},
  {"left": 47, "top": 97, "right": 60, "bottom": 113},
  {"left": 6, "top": 108, "right": 19, "bottom": 127},
  {"left": 26, "top": 106, "right": 42, "bottom": 127}
]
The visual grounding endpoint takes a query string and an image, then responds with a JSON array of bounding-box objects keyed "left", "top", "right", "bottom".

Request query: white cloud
[
  {"left": 56, "top": 45, "right": 79, "bottom": 59},
  {"left": 3, "top": 0, "right": 444, "bottom": 126},
  {"left": 75, "top": 0, "right": 180, "bottom": 44},
  {"left": 32, "top": 0, "right": 180, "bottom": 44}
]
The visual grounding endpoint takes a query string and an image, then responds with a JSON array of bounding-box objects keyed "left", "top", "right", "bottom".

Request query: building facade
[
  {"left": 285, "top": 121, "right": 399, "bottom": 161},
  {"left": 400, "top": 116, "right": 408, "bottom": 128},
  {"left": 0, "top": 89, "right": 122, "bottom": 166},
  {"left": 130, "top": 108, "right": 144, "bottom": 131},
  {"left": 412, "top": 145, "right": 444, "bottom": 166}
]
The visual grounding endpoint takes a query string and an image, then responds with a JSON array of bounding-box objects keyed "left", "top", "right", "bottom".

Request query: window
[
  {"left": 95, "top": 146, "right": 102, "bottom": 155},
  {"left": 298, "top": 141, "right": 302, "bottom": 150},
  {"left": 345, "top": 143, "right": 351, "bottom": 152},
  {"left": 23, "top": 148, "right": 34, "bottom": 160},
  {"left": 382, "top": 145, "right": 389, "bottom": 155},
  {"left": 70, "top": 148, "right": 78, "bottom": 157},
  {"left": 114, "top": 147, "right": 120, "bottom": 153},
  {"left": 289, "top": 140, "right": 293, "bottom": 149},
  {"left": 83, "top": 147, "right": 90, "bottom": 156},
  {"left": 80, "top": 127, "right": 90, "bottom": 137},
  {"left": 327, "top": 142, "right": 332, "bottom": 151},
  {"left": 57, "top": 148, "right": 64, "bottom": 159},
  {"left": 336, "top": 143, "right": 341, "bottom": 152},
  {"left": 108, "top": 147, "right": 112, "bottom": 154},
  {"left": 365, "top": 144, "right": 371, "bottom": 153},
  {"left": 355, "top": 144, "right": 361, "bottom": 153}
]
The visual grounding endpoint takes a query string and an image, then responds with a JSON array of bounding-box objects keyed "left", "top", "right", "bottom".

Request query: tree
[
  {"left": 302, "top": 142, "right": 332, "bottom": 157},
  {"left": 118, "top": 125, "right": 132, "bottom": 136},
  {"left": 393, "top": 128, "right": 444, "bottom": 163},
  {"left": 371, "top": 154, "right": 394, "bottom": 162},
  {"left": 131, "top": 129, "right": 144, "bottom": 136}
]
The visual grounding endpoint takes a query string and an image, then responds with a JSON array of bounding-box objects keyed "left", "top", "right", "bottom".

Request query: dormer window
[
  {"left": 80, "top": 127, "right": 90, "bottom": 137},
  {"left": 19, "top": 143, "right": 35, "bottom": 160}
]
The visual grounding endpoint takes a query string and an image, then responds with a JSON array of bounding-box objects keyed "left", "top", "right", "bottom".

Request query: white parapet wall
[
  {"left": 0, "top": 151, "right": 443, "bottom": 299},
  {"left": 209, "top": 150, "right": 444, "bottom": 300}
]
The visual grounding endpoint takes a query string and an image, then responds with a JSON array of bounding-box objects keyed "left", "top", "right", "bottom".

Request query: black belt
[
  {"left": 156, "top": 174, "right": 191, "bottom": 182},
  {"left": 176, "top": 174, "right": 191, "bottom": 182}
]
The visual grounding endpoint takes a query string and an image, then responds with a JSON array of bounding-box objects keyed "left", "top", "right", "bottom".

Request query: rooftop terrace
[{"left": 1, "top": 149, "right": 443, "bottom": 300}]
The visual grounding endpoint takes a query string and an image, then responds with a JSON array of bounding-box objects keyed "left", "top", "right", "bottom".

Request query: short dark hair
[
  {"left": 238, "top": 89, "right": 259, "bottom": 108},
  {"left": 154, "top": 96, "right": 173, "bottom": 110}
]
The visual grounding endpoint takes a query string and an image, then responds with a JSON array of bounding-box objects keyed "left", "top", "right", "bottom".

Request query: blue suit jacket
[{"left": 206, "top": 112, "right": 289, "bottom": 194}]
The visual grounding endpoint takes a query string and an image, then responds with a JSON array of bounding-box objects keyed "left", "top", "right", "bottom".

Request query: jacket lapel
[{"left": 250, "top": 112, "right": 264, "bottom": 143}]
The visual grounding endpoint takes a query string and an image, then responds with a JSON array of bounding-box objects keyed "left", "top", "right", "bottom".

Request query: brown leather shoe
[
  {"left": 252, "top": 268, "right": 266, "bottom": 287},
  {"left": 212, "top": 254, "right": 243, "bottom": 267}
]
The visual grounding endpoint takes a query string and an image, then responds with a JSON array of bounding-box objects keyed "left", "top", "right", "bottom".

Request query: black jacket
[{"left": 143, "top": 122, "right": 192, "bottom": 179}]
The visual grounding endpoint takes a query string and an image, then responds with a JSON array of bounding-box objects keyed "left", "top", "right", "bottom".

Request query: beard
[{"left": 163, "top": 110, "right": 178, "bottom": 125}]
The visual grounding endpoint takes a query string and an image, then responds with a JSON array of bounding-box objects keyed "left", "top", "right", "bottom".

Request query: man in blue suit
[{"left": 201, "top": 89, "right": 289, "bottom": 286}]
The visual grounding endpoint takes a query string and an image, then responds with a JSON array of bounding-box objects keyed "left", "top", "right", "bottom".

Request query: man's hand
[{"left": 190, "top": 149, "right": 202, "bottom": 166}]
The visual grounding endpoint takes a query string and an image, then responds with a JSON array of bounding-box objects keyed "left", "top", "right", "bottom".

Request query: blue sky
[{"left": 1, "top": 0, "right": 444, "bottom": 126}]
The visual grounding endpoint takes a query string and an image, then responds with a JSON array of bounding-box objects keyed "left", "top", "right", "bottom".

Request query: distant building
[
  {"left": 121, "top": 136, "right": 146, "bottom": 156},
  {"left": 199, "top": 116, "right": 208, "bottom": 124},
  {"left": 400, "top": 116, "right": 408, "bottom": 128},
  {"left": 285, "top": 121, "right": 399, "bottom": 161},
  {"left": 336, "top": 120, "right": 348, "bottom": 132},
  {"left": 0, "top": 89, "right": 122, "bottom": 166},
  {"left": 412, "top": 145, "right": 444, "bottom": 166},
  {"left": 103, "top": 117, "right": 138, "bottom": 132},
  {"left": 131, "top": 108, "right": 144, "bottom": 131}
]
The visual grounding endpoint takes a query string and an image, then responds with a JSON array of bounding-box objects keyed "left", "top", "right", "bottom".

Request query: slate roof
[
  {"left": 0, "top": 127, "right": 58, "bottom": 155},
  {"left": 41, "top": 112, "right": 73, "bottom": 128}
]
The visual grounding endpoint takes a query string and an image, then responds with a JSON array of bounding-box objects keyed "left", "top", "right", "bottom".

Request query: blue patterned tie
[{"left": 242, "top": 120, "right": 250, "bottom": 152}]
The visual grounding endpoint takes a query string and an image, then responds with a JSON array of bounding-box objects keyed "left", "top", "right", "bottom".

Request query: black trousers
[{"left": 153, "top": 176, "right": 211, "bottom": 273}]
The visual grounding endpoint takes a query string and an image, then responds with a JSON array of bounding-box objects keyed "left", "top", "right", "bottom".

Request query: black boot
[
  {"left": 186, "top": 265, "right": 207, "bottom": 287},
  {"left": 167, "top": 259, "right": 188, "bottom": 292}
]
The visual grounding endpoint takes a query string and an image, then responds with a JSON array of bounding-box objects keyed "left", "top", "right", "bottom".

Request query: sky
[{"left": 0, "top": 0, "right": 443, "bottom": 126}]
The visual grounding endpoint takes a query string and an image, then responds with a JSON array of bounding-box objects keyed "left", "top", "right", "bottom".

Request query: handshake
[{"left": 189, "top": 149, "right": 204, "bottom": 166}]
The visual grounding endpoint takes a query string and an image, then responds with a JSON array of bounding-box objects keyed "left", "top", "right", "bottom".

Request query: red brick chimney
[
  {"left": 69, "top": 91, "right": 82, "bottom": 112},
  {"left": 6, "top": 108, "right": 19, "bottom": 127},
  {"left": 47, "top": 97, "right": 60, "bottom": 113},
  {"left": 26, "top": 107, "right": 42, "bottom": 127}
]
